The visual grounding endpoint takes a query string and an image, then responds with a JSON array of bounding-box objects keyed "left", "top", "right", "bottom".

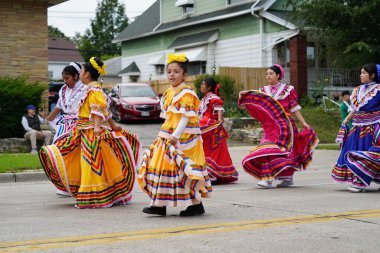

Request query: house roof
[
  {"left": 47, "top": 0, "right": 68, "bottom": 7},
  {"left": 168, "top": 29, "right": 219, "bottom": 49},
  {"left": 114, "top": 0, "right": 296, "bottom": 43},
  {"left": 48, "top": 37, "right": 84, "bottom": 62},
  {"left": 103, "top": 56, "right": 122, "bottom": 77},
  {"left": 114, "top": 1, "right": 160, "bottom": 43},
  {"left": 118, "top": 62, "right": 141, "bottom": 76}
]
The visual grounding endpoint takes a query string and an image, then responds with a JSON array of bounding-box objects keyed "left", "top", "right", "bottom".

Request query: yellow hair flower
[
  {"left": 89, "top": 57, "right": 107, "bottom": 75},
  {"left": 167, "top": 53, "right": 188, "bottom": 64}
]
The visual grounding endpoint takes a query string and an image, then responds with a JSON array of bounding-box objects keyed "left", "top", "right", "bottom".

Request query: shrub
[{"left": 0, "top": 77, "right": 45, "bottom": 138}]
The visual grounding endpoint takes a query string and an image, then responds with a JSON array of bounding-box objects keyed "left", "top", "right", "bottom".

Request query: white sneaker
[
  {"left": 277, "top": 179, "right": 294, "bottom": 187},
  {"left": 347, "top": 186, "right": 366, "bottom": 193},
  {"left": 30, "top": 149, "right": 38, "bottom": 155},
  {"left": 56, "top": 189, "right": 71, "bottom": 197},
  {"left": 257, "top": 180, "right": 273, "bottom": 188}
]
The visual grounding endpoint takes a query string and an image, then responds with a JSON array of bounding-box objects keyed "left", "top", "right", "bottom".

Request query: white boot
[{"left": 56, "top": 189, "right": 71, "bottom": 197}]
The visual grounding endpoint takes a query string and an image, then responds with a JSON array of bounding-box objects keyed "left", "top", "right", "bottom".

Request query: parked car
[
  {"left": 48, "top": 82, "right": 65, "bottom": 112},
  {"left": 109, "top": 83, "right": 161, "bottom": 122}
]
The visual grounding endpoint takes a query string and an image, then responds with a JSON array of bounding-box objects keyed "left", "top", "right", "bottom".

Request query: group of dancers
[{"left": 38, "top": 53, "right": 380, "bottom": 216}]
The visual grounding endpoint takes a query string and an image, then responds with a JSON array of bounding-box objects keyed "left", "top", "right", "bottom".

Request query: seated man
[{"left": 21, "top": 105, "right": 52, "bottom": 154}]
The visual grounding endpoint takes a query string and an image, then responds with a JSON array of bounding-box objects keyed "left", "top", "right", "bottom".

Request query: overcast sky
[{"left": 48, "top": 0, "right": 156, "bottom": 38}]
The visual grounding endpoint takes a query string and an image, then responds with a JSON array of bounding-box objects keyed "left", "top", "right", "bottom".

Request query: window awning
[
  {"left": 147, "top": 54, "right": 165, "bottom": 65},
  {"left": 175, "top": 0, "right": 194, "bottom": 7},
  {"left": 176, "top": 47, "right": 207, "bottom": 62},
  {"left": 118, "top": 61, "right": 141, "bottom": 76},
  {"left": 168, "top": 29, "right": 219, "bottom": 49}
]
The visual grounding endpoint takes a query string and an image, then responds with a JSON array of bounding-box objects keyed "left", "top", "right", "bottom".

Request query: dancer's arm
[
  {"left": 168, "top": 115, "right": 189, "bottom": 145},
  {"left": 47, "top": 107, "right": 61, "bottom": 121},
  {"left": 93, "top": 114, "right": 102, "bottom": 136},
  {"left": 293, "top": 110, "right": 310, "bottom": 129},
  {"left": 342, "top": 111, "right": 354, "bottom": 125}
]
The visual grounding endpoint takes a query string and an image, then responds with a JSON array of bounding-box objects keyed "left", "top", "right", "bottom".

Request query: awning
[
  {"left": 118, "top": 61, "right": 140, "bottom": 76},
  {"left": 147, "top": 54, "right": 165, "bottom": 65},
  {"left": 175, "top": 0, "right": 194, "bottom": 7},
  {"left": 168, "top": 29, "right": 219, "bottom": 49},
  {"left": 176, "top": 47, "right": 207, "bottom": 62}
]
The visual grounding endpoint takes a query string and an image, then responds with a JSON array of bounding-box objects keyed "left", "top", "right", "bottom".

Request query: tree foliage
[
  {"left": 286, "top": 0, "right": 380, "bottom": 67},
  {"left": 73, "top": 0, "right": 129, "bottom": 61},
  {"left": 48, "top": 25, "right": 66, "bottom": 38}
]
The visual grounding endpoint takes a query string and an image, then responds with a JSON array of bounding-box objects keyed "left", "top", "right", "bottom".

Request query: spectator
[
  {"left": 21, "top": 105, "right": 52, "bottom": 154},
  {"left": 340, "top": 90, "right": 352, "bottom": 128}
]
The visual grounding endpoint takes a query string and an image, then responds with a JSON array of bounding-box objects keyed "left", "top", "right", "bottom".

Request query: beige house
[{"left": 0, "top": 0, "right": 67, "bottom": 83}]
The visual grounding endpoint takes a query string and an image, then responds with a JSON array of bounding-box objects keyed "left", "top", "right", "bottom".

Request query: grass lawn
[
  {"left": 315, "top": 143, "right": 340, "bottom": 150},
  {"left": 296, "top": 106, "right": 341, "bottom": 143},
  {"left": 0, "top": 153, "right": 42, "bottom": 173}
]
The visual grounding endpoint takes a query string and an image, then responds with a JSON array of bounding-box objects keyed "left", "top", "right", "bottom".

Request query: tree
[
  {"left": 286, "top": 0, "right": 380, "bottom": 67},
  {"left": 48, "top": 25, "right": 66, "bottom": 38},
  {"left": 73, "top": 0, "right": 128, "bottom": 60}
]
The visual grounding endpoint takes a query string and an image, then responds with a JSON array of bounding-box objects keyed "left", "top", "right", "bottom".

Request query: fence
[
  {"left": 219, "top": 67, "right": 267, "bottom": 91},
  {"left": 150, "top": 76, "right": 197, "bottom": 94}
]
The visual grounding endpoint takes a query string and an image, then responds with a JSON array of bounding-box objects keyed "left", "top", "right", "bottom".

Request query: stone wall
[
  {"left": 224, "top": 118, "right": 263, "bottom": 145},
  {"left": 0, "top": 0, "right": 49, "bottom": 83}
]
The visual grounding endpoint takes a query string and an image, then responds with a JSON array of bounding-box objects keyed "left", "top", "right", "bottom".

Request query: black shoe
[
  {"left": 142, "top": 206, "right": 166, "bottom": 216},
  {"left": 180, "top": 202, "right": 205, "bottom": 217}
]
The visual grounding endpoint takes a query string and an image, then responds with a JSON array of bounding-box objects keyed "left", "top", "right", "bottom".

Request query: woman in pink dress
[{"left": 239, "top": 64, "right": 319, "bottom": 188}]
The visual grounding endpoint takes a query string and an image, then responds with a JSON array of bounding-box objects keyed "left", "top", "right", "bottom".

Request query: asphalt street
[{"left": 0, "top": 122, "right": 379, "bottom": 253}]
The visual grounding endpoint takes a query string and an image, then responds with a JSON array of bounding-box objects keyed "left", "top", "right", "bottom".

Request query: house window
[
  {"left": 155, "top": 64, "right": 165, "bottom": 75},
  {"left": 307, "top": 43, "right": 316, "bottom": 67},
  {"left": 48, "top": 71, "right": 53, "bottom": 80},
  {"left": 276, "top": 42, "right": 290, "bottom": 68},
  {"left": 226, "top": 0, "right": 249, "bottom": 6},
  {"left": 175, "top": 0, "right": 194, "bottom": 15},
  {"left": 183, "top": 5, "right": 194, "bottom": 15},
  {"left": 187, "top": 62, "right": 206, "bottom": 76}
]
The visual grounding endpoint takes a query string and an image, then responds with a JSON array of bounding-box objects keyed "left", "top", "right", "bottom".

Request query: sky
[{"left": 48, "top": 0, "right": 156, "bottom": 38}]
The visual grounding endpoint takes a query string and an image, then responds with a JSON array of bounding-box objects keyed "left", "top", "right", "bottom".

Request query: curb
[{"left": 0, "top": 171, "right": 47, "bottom": 183}]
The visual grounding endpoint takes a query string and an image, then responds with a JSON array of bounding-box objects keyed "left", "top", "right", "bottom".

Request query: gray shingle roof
[
  {"left": 168, "top": 29, "right": 219, "bottom": 48},
  {"left": 103, "top": 56, "right": 122, "bottom": 77},
  {"left": 118, "top": 62, "right": 140, "bottom": 75},
  {"left": 113, "top": 1, "right": 160, "bottom": 42}
]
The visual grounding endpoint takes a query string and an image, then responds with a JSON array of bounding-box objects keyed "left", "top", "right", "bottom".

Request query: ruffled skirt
[
  {"left": 201, "top": 121, "right": 238, "bottom": 184},
  {"left": 332, "top": 123, "right": 380, "bottom": 187},
  {"left": 138, "top": 137, "right": 212, "bottom": 207},
  {"left": 39, "top": 128, "right": 140, "bottom": 208}
]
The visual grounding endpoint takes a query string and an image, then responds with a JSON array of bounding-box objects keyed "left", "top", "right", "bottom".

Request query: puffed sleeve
[
  {"left": 170, "top": 91, "right": 200, "bottom": 118},
  {"left": 88, "top": 90, "right": 108, "bottom": 121},
  {"left": 289, "top": 88, "right": 301, "bottom": 113},
  {"left": 210, "top": 97, "right": 224, "bottom": 113}
]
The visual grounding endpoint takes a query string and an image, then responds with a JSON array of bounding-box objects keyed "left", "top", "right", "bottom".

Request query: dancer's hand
[
  {"left": 168, "top": 135, "right": 178, "bottom": 145},
  {"left": 94, "top": 127, "right": 102, "bottom": 137},
  {"left": 302, "top": 122, "right": 311, "bottom": 129}
]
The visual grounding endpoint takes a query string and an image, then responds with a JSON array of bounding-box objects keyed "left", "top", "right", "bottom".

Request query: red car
[{"left": 109, "top": 83, "right": 161, "bottom": 122}]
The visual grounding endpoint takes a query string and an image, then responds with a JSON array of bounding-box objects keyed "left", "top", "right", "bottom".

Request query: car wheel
[{"left": 113, "top": 109, "right": 122, "bottom": 123}]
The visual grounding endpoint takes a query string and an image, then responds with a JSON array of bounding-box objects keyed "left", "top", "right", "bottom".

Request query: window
[
  {"left": 183, "top": 5, "right": 194, "bottom": 15},
  {"left": 227, "top": 0, "right": 248, "bottom": 6},
  {"left": 307, "top": 43, "right": 315, "bottom": 67},
  {"left": 48, "top": 71, "right": 53, "bottom": 80},
  {"left": 187, "top": 62, "right": 206, "bottom": 76},
  {"left": 155, "top": 65, "right": 165, "bottom": 75}
]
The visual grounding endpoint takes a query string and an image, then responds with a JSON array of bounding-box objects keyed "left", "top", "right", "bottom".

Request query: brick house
[
  {"left": 0, "top": 0, "right": 68, "bottom": 83},
  {"left": 114, "top": 0, "right": 310, "bottom": 96}
]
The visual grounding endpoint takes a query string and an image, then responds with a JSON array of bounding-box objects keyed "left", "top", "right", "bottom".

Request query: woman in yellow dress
[
  {"left": 138, "top": 53, "right": 212, "bottom": 216},
  {"left": 39, "top": 57, "right": 140, "bottom": 209}
]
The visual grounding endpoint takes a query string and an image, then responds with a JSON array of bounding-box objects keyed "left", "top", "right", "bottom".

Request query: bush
[
  {"left": 194, "top": 74, "right": 247, "bottom": 118},
  {"left": 0, "top": 77, "right": 45, "bottom": 138}
]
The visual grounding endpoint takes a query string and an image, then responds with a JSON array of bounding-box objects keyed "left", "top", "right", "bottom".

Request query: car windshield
[{"left": 120, "top": 86, "right": 156, "bottom": 97}]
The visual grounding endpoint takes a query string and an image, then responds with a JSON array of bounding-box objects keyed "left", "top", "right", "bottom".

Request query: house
[
  {"left": 101, "top": 56, "right": 123, "bottom": 88},
  {"left": 0, "top": 0, "right": 68, "bottom": 83},
  {"left": 114, "top": 0, "right": 309, "bottom": 96},
  {"left": 48, "top": 37, "right": 84, "bottom": 80}
]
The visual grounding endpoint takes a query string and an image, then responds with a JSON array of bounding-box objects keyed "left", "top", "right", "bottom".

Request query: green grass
[
  {"left": 315, "top": 143, "right": 340, "bottom": 150},
  {"left": 0, "top": 153, "right": 42, "bottom": 173},
  {"left": 296, "top": 106, "right": 341, "bottom": 144}
]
